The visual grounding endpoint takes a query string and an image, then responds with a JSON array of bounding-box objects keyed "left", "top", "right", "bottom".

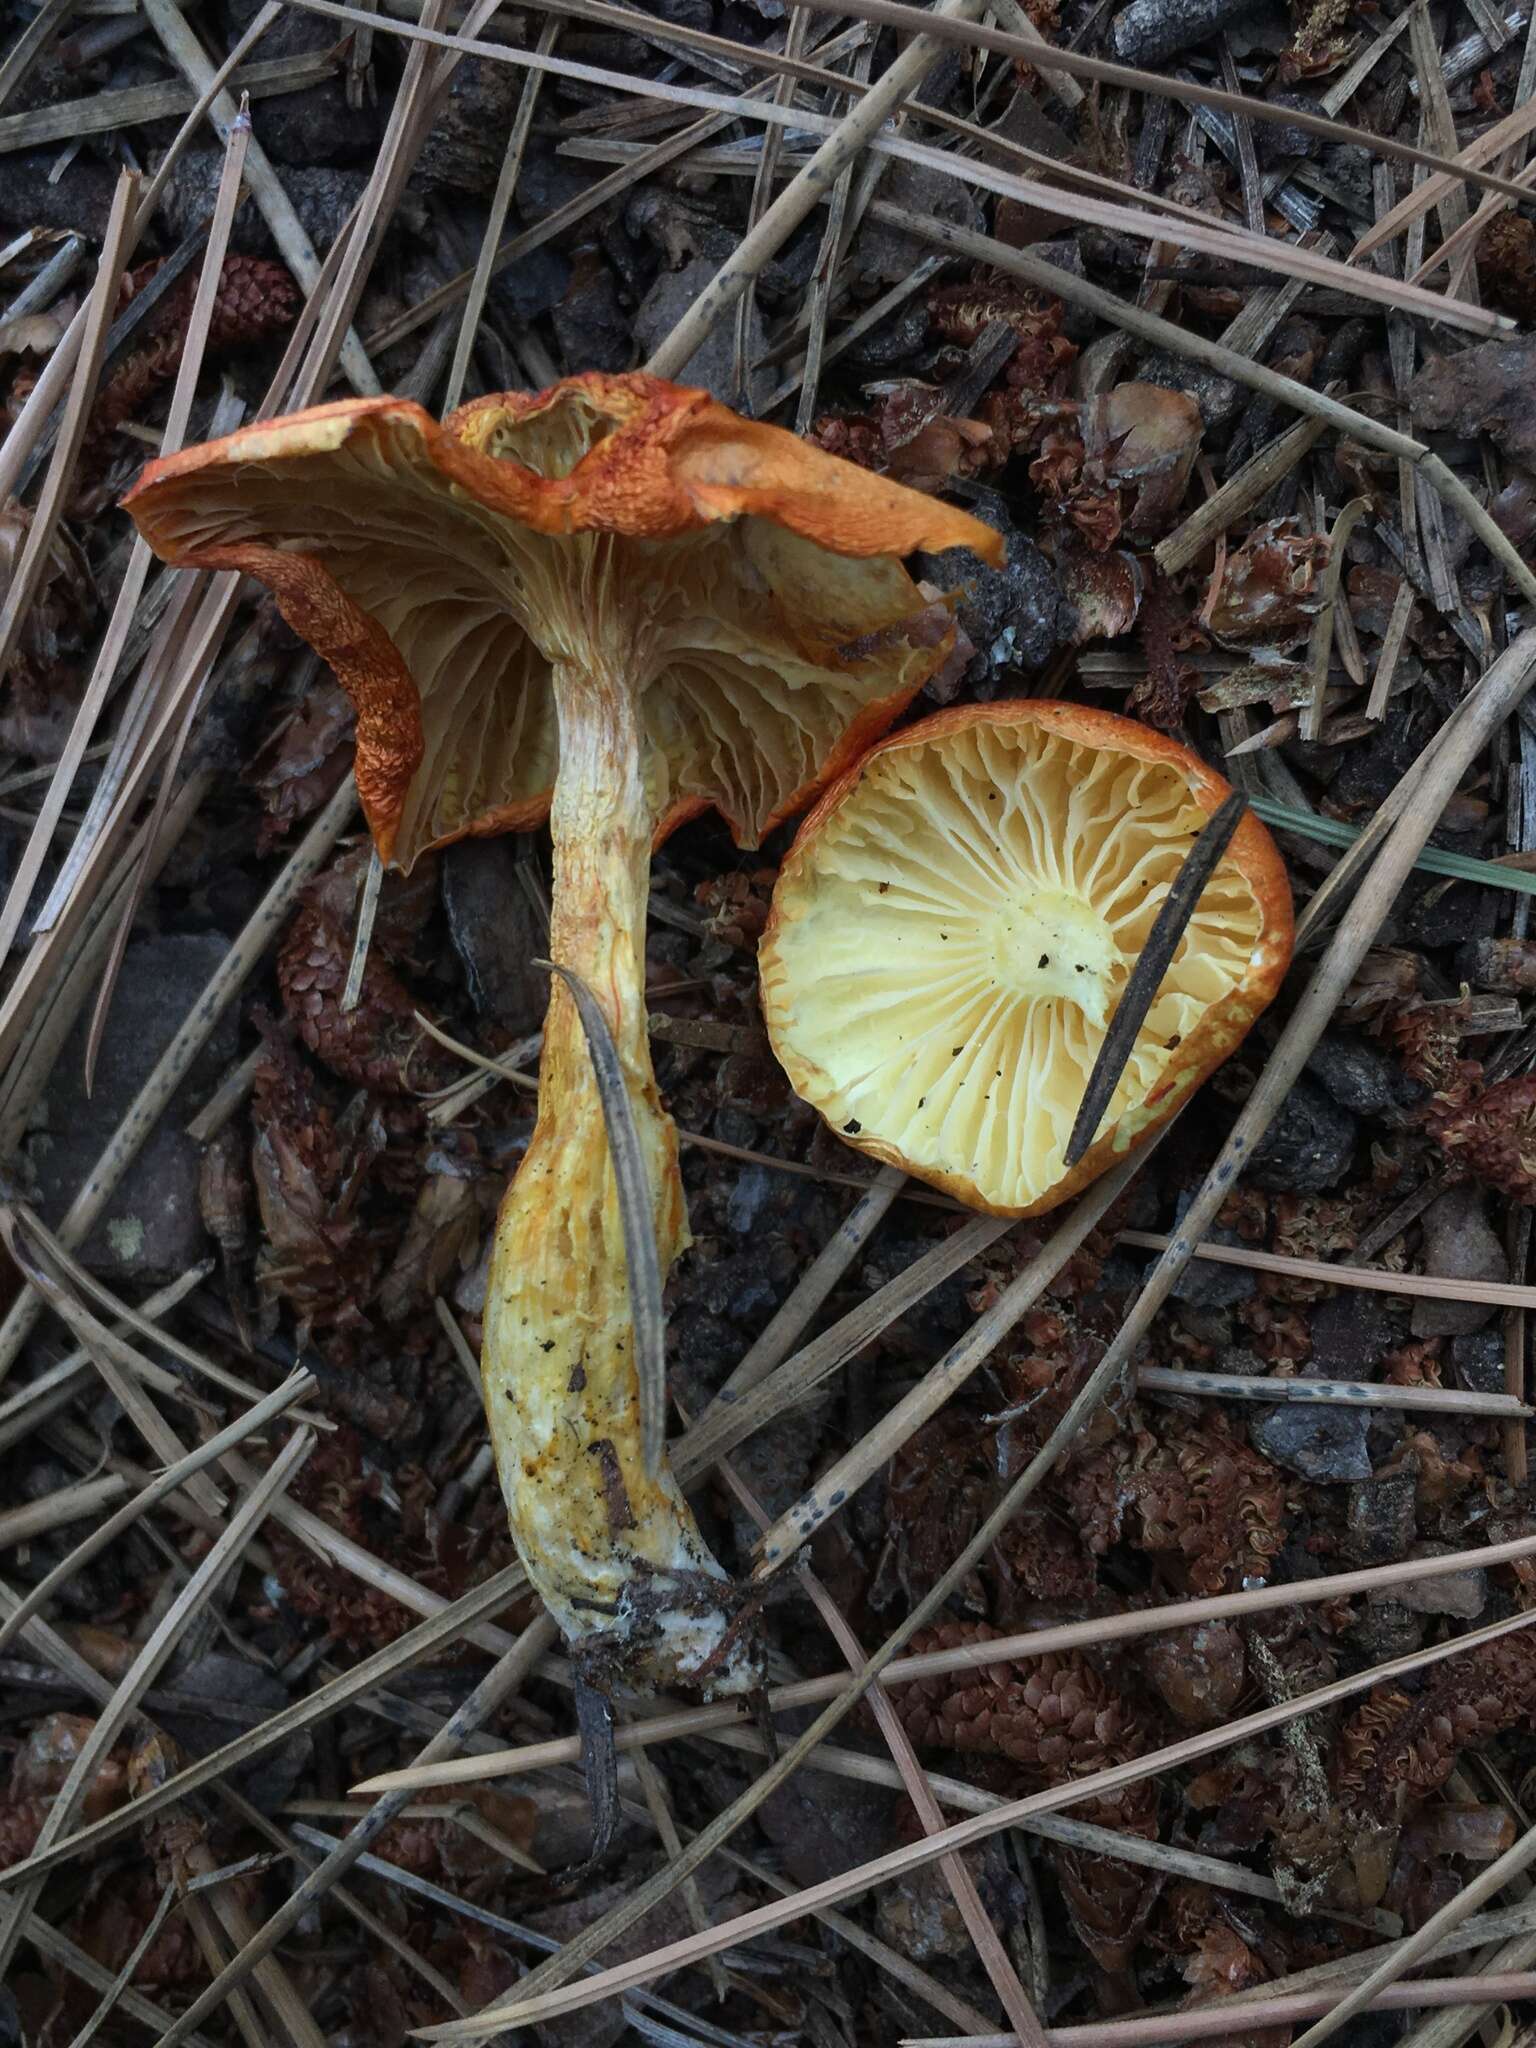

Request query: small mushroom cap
[
  {"left": 123, "top": 374, "right": 1001, "bottom": 868},
  {"left": 760, "top": 701, "right": 1293, "bottom": 1218}
]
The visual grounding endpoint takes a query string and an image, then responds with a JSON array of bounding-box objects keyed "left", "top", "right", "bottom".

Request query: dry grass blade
[
  {"left": 869, "top": 201, "right": 1536, "bottom": 609},
  {"left": 292, "top": 0, "right": 1512, "bottom": 338},
  {"left": 678, "top": 1209, "right": 1013, "bottom": 1480},
  {"left": 907, "top": 1974, "right": 1536, "bottom": 2044},
  {"left": 1065, "top": 793, "right": 1247, "bottom": 1168},
  {"left": 1302, "top": 498, "right": 1372, "bottom": 742},
  {"left": 443, "top": 15, "right": 558, "bottom": 411},
  {"left": 340, "top": 845, "right": 384, "bottom": 1013},
  {"left": 1351, "top": 86, "right": 1536, "bottom": 267},
  {"left": 770, "top": 0, "right": 1536, "bottom": 201},
  {"left": 1118, "top": 1226, "right": 1536, "bottom": 1310},
  {"left": 0, "top": 170, "right": 135, "bottom": 694},
  {"left": 645, "top": 0, "right": 987, "bottom": 378},
  {"left": 351, "top": 1525, "right": 1536, "bottom": 1797},
  {"left": 0, "top": 1563, "right": 530, "bottom": 1888},
  {"left": 0, "top": 0, "right": 76, "bottom": 115},
  {"left": 0, "top": 775, "right": 358, "bottom": 1384},
  {"left": 0, "top": 1208, "right": 226, "bottom": 1517},
  {"left": 62, "top": 1883, "right": 178, "bottom": 2048},
  {"left": 0, "top": 1477, "right": 126, "bottom": 1548},
  {"left": 150, "top": 1613, "right": 561, "bottom": 2048},
  {"left": 420, "top": 1608, "right": 1536, "bottom": 2034},
  {"left": 0, "top": 1370, "right": 315, "bottom": 1657},
  {"left": 753, "top": 1143, "right": 1151, "bottom": 1570},
  {"left": 142, "top": 0, "right": 377, "bottom": 392},
  {"left": 0, "top": 1427, "right": 313, "bottom": 1978},
  {"left": 539, "top": 958, "right": 667, "bottom": 1477}
]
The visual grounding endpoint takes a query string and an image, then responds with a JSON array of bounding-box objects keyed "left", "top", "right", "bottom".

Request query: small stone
[
  {"left": 1309, "top": 1294, "right": 1397, "bottom": 1378},
  {"left": 1412, "top": 1186, "right": 1507, "bottom": 1338},
  {"left": 154, "top": 1653, "right": 311, "bottom": 1811},
  {"left": 1249, "top": 1402, "right": 1371, "bottom": 1481},
  {"left": 852, "top": 158, "right": 983, "bottom": 286},
  {"left": 1452, "top": 1329, "right": 1507, "bottom": 1396},
  {"left": 1167, "top": 1192, "right": 1255, "bottom": 1307},
  {"left": 634, "top": 256, "right": 766, "bottom": 409},
  {"left": 1306, "top": 1032, "right": 1423, "bottom": 1116},
  {"left": 910, "top": 528, "right": 1072, "bottom": 684},
  {"left": 222, "top": 3, "right": 381, "bottom": 166},
  {"left": 28, "top": 934, "right": 238, "bottom": 1284},
  {"left": 415, "top": 57, "right": 523, "bottom": 191},
  {"left": 1246, "top": 1076, "right": 1356, "bottom": 1192},
  {"left": 155, "top": 148, "right": 370, "bottom": 260},
  {"left": 1396, "top": 1543, "right": 1488, "bottom": 1619},
  {"left": 1255, "top": 92, "right": 1322, "bottom": 165},
  {"left": 1344, "top": 1471, "right": 1416, "bottom": 1566},
  {"left": 1352, "top": 1594, "right": 1424, "bottom": 1661},
  {"left": 1108, "top": 0, "right": 1263, "bottom": 66},
  {"left": 550, "top": 251, "right": 633, "bottom": 374},
  {"left": 1134, "top": 348, "right": 1242, "bottom": 427}
]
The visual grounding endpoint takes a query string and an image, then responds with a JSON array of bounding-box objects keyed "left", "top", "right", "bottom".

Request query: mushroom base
[{"left": 481, "top": 657, "right": 752, "bottom": 1697}]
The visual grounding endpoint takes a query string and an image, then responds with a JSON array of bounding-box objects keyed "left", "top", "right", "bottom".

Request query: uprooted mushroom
[
  {"left": 125, "top": 372, "right": 999, "bottom": 1696},
  {"left": 760, "top": 701, "right": 1293, "bottom": 1219}
]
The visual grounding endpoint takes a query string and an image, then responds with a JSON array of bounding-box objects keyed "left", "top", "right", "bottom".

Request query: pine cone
[
  {"left": 1336, "top": 1630, "right": 1536, "bottom": 1820},
  {"left": 277, "top": 898, "right": 450, "bottom": 1094},
  {"left": 892, "top": 1621, "right": 1151, "bottom": 1790}
]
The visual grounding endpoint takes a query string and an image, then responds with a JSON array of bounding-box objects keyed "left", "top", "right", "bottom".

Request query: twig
[
  {"left": 1301, "top": 498, "right": 1371, "bottom": 743},
  {"left": 1118, "top": 1226, "right": 1536, "bottom": 1311},
  {"left": 1136, "top": 1363, "right": 1529, "bottom": 1416},
  {"left": 1065, "top": 792, "right": 1248, "bottom": 1167}
]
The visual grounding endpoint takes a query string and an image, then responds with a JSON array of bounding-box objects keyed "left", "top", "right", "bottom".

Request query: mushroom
[
  {"left": 759, "top": 701, "right": 1292, "bottom": 1218},
  {"left": 124, "top": 373, "right": 999, "bottom": 1695}
]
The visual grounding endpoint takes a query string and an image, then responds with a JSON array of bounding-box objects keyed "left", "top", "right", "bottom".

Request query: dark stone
[
  {"left": 1308, "top": 1293, "right": 1397, "bottom": 1378},
  {"left": 442, "top": 840, "right": 546, "bottom": 1035},
  {"left": 1168, "top": 1192, "right": 1256, "bottom": 1307},
  {"left": 1316, "top": 142, "right": 1376, "bottom": 216},
  {"left": 852, "top": 157, "right": 984, "bottom": 286},
  {"left": 1399, "top": 877, "right": 1499, "bottom": 951},
  {"left": 154, "top": 1653, "right": 311, "bottom": 1810},
  {"left": 910, "top": 528, "right": 1072, "bottom": 682},
  {"left": 1352, "top": 1594, "right": 1423, "bottom": 1660},
  {"left": 1249, "top": 1402, "right": 1371, "bottom": 1481},
  {"left": 516, "top": 148, "right": 603, "bottom": 225},
  {"left": 757, "top": 1711, "right": 896, "bottom": 1886},
  {"left": 224, "top": 5, "right": 381, "bottom": 166},
  {"left": 415, "top": 57, "right": 523, "bottom": 191},
  {"left": 1344, "top": 1471, "right": 1415, "bottom": 1566},
  {"left": 1245, "top": 1075, "right": 1356, "bottom": 1192},
  {"left": 28, "top": 934, "right": 237, "bottom": 1285},
  {"left": 551, "top": 253, "right": 633, "bottom": 374},
  {"left": 1109, "top": 0, "right": 1264, "bottom": 66},
  {"left": 154, "top": 147, "right": 369, "bottom": 259},
  {"left": 1452, "top": 1329, "right": 1506, "bottom": 1396},
  {"left": 1396, "top": 1543, "right": 1488, "bottom": 1618},
  {"left": 1135, "top": 349, "right": 1243, "bottom": 427},
  {"left": 1412, "top": 1185, "right": 1507, "bottom": 1338},
  {"left": 1306, "top": 1031, "right": 1423, "bottom": 1116},
  {"left": 648, "top": 0, "right": 714, "bottom": 28},
  {"left": 1255, "top": 92, "right": 1322, "bottom": 164},
  {"left": 0, "top": 151, "right": 121, "bottom": 238},
  {"left": 487, "top": 242, "right": 571, "bottom": 327},
  {"left": 635, "top": 256, "right": 767, "bottom": 409},
  {"left": 846, "top": 297, "right": 932, "bottom": 371},
  {"left": 1330, "top": 710, "right": 1422, "bottom": 814}
]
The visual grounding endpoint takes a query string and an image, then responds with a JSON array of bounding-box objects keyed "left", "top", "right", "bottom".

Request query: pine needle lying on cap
[{"left": 1065, "top": 789, "right": 1250, "bottom": 1167}]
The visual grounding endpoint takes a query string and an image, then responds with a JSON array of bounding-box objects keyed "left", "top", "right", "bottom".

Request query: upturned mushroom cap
[
  {"left": 122, "top": 374, "right": 1002, "bottom": 868},
  {"left": 759, "top": 702, "right": 1293, "bottom": 1218}
]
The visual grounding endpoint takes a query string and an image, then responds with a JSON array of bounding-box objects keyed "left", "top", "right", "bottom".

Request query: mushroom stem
[{"left": 481, "top": 656, "right": 749, "bottom": 1695}]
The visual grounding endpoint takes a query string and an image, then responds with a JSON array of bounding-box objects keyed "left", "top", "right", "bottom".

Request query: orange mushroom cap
[
  {"left": 760, "top": 701, "right": 1294, "bottom": 1219},
  {"left": 123, "top": 373, "right": 1002, "bottom": 868}
]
